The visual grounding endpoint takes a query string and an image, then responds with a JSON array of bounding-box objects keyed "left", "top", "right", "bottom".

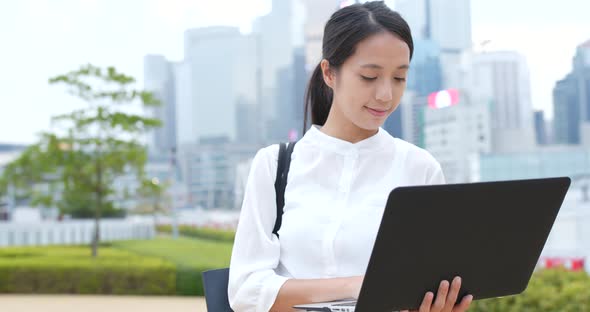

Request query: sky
[{"left": 0, "top": 0, "right": 589, "bottom": 144}]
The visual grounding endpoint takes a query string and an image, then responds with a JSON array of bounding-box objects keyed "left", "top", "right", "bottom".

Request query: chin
[{"left": 355, "top": 120, "right": 383, "bottom": 132}]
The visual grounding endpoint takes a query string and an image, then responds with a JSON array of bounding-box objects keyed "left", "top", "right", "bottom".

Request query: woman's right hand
[
  {"left": 401, "top": 276, "right": 473, "bottom": 312},
  {"left": 350, "top": 275, "right": 473, "bottom": 312}
]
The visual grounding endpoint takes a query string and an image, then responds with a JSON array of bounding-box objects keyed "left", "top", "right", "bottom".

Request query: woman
[{"left": 229, "top": 2, "right": 473, "bottom": 311}]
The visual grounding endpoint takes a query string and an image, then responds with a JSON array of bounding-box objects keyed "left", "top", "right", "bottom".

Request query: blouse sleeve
[
  {"left": 427, "top": 161, "right": 446, "bottom": 185},
  {"left": 228, "top": 145, "right": 290, "bottom": 312}
]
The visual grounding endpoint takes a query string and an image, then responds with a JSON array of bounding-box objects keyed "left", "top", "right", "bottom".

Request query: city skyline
[{"left": 1, "top": 0, "right": 589, "bottom": 144}]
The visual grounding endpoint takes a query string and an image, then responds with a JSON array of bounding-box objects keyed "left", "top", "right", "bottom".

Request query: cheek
[
  {"left": 394, "top": 88, "right": 405, "bottom": 102},
  {"left": 346, "top": 80, "right": 373, "bottom": 106},
  {"left": 335, "top": 77, "right": 372, "bottom": 109},
  {"left": 392, "top": 85, "right": 406, "bottom": 105}
]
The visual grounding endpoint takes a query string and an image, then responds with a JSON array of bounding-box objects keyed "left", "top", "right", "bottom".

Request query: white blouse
[{"left": 228, "top": 125, "right": 445, "bottom": 312}]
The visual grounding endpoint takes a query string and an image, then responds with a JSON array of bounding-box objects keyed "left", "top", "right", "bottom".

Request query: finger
[
  {"left": 453, "top": 294, "right": 473, "bottom": 312},
  {"left": 444, "top": 276, "right": 462, "bottom": 311},
  {"left": 418, "top": 291, "right": 434, "bottom": 312},
  {"left": 432, "top": 280, "right": 449, "bottom": 311}
]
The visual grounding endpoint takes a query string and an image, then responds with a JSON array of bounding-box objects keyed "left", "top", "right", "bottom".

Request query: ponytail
[{"left": 303, "top": 61, "right": 333, "bottom": 134}]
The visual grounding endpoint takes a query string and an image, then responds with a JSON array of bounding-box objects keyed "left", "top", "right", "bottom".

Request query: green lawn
[
  {"left": 111, "top": 236, "right": 233, "bottom": 268},
  {"left": 112, "top": 236, "right": 233, "bottom": 295}
]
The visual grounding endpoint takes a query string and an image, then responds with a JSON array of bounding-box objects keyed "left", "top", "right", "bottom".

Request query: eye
[
  {"left": 361, "top": 75, "right": 377, "bottom": 81},
  {"left": 394, "top": 77, "right": 406, "bottom": 82}
]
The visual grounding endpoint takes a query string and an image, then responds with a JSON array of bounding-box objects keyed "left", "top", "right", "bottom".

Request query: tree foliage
[{"left": 1, "top": 64, "right": 162, "bottom": 257}]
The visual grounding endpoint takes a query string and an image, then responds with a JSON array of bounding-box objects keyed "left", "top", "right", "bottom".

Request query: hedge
[
  {"left": 157, "top": 225, "right": 235, "bottom": 243},
  {"left": 471, "top": 268, "right": 590, "bottom": 311},
  {"left": 0, "top": 246, "right": 176, "bottom": 295}
]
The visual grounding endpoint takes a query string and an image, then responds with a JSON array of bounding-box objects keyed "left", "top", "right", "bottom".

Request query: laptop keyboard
[{"left": 333, "top": 302, "right": 356, "bottom": 307}]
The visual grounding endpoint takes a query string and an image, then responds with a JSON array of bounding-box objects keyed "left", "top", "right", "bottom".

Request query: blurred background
[{"left": 1, "top": 0, "right": 590, "bottom": 310}]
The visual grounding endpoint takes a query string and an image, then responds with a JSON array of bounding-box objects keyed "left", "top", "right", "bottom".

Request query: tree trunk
[
  {"left": 92, "top": 215, "right": 99, "bottom": 257},
  {"left": 91, "top": 156, "right": 102, "bottom": 258}
]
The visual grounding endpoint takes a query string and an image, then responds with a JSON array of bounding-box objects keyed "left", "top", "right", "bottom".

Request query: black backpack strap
[
  {"left": 201, "top": 142, "right": 296, "bottom": 312},
  {"left": 273, "top": 141, "right": 296, "bottom": 237}
]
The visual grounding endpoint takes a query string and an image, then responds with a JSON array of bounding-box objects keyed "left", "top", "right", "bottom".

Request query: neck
[{"left": 320, "top": 105, "right": 378, "bottom": 143}]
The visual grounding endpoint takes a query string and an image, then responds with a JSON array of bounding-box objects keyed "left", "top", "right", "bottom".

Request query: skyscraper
[
  {"left": 301, "top": 0, "right": 346, "bottom": 69},
  {"left": 395, "top": 0, "right": 472, "bottom": 89},
  {"left": 144, "top": 55, "right": 176, "bottom": 155},
  {"left": 235, "top": 97, "right": 259, "bottom": 144},
  {"left": 266, "top": 46, "right": 309, "bottom": 142},
  {"left": 575, "top": 40, "right": 590, "bottom": 122},
  {"left": 175, "top": 27, "right": 258, "bottom": 146},
  {"left": 252, "top": 0, "right": 295, "bottom": 93},
  {"left": 395, "top": 0, "right": 471, "bottom": 52},
  {"left": 553, "top": 39, "right": 590, "bottom": 145},
  {"left": 383, "top": 104, "right": 403, "bottom": 138},
  {"left": 293, "top": 47, "right": 308, "bottom": 135},
  {"left": 408, "top": 38, "right": 443, "bottom": 96},
  {"left": 424, "top": 90, "right": 492, "bottom": 183},
  {"left": 178, "top": 139, "right": 260, "bottom": 210},
  {"left": 534, "top": 110, "right": 548, "bottom": 146},
  {"left": 252, "top": 0, "right": 297, "bottom": 140},
  {"left": 470, "top": 51, "right": 535, "bottom": 152},
  {"left": 399, "top": 91, "right": 428, "bottom": 147}
]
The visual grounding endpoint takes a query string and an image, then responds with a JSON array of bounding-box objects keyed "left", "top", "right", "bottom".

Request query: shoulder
[
  {"left": 256, "top": 142, "right": 299, "bottom": 161},
  {"left": 256, "top": 144, "right": 280, "bottom": 160},
  {"left": 251, "top": 143, "right": 293, "bottom": 177},
  {"left": 391, "top": 137, "right": 441, "bottom": 170},
  {"left": 251, "top": 144, "right": 280, "bottom": 171}
]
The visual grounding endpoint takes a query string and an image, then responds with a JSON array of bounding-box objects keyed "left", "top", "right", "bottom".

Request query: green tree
[
  {"left": 1, "top": 64, "right": 161, "bottom": 257},
  {"left": 0, "top": 143, "right": 57, "bottom": 207},
  {"left": 134, "top": 177, "right": 171, "bottom": 222}
]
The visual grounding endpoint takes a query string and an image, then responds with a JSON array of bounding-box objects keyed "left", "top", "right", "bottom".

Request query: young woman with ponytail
[{"left": 229, "top": 2, "right": 472, "bottom": 311}]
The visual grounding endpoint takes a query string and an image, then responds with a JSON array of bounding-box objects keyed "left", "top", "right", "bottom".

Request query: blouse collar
[{"left": 301, "top": 124, "right": 390, "bottom": 155}]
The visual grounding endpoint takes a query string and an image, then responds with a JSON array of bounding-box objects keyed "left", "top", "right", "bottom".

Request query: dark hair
[{"left": 303, "top": 1, "right": 414, "bottom": 132}]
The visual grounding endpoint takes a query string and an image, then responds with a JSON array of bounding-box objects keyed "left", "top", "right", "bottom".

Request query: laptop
[{"left": 294, "top": 177, "right": 571, "bottom": 312}]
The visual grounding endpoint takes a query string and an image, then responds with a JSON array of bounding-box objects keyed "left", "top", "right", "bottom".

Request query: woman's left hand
[{"left": 401, "top": 276, "right": 473, "bottom": 312}]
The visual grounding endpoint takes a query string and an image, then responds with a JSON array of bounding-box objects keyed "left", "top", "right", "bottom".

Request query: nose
[{"left": 375, "top": 80, "right": 393, "bottom": 102}]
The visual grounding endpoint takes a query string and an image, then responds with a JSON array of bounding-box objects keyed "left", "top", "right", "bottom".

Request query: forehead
[{"left": 346, "top": 31, "right": 411, "bottom": 69}]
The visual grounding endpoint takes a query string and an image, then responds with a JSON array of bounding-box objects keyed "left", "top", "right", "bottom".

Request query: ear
[{"left": 320, "top": 59, "right": 336, "bottom": 89}]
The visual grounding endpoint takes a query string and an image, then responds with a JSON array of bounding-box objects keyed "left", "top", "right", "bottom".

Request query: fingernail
[{"left": 455, "top": 276, "right": 461, "bottom": 283}]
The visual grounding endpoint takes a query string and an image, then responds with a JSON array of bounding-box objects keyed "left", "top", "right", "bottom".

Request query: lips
[{"left": 365, "top": 106, "right": 389, "bottom": 117}]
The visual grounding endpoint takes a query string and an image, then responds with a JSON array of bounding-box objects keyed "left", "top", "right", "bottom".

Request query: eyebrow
[{"left": 361, "top": 64, "right": 410, "bottom": 70}]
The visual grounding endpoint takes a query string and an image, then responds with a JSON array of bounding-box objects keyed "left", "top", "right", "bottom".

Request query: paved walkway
[{"left": 0, "top": 295, "right": 207, "bottom": 312}]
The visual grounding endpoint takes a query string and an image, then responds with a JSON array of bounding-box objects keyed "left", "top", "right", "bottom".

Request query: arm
[
  {"left": 228, "top": 146, "right": 286, "bottom": 312},
  {"left": 270, "top": 276, "right": 363, "bottom": 311}
]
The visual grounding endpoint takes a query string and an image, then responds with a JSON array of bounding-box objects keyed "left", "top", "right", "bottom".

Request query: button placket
[
  {"left": 338, "top": 151, "right": 358, "bottom": 193},
  {"left": 325, "top": 150, "right": 358, "bottom": 276},
  {"left": 323, "top": 192, "right": 350, "bottom": 276}
]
